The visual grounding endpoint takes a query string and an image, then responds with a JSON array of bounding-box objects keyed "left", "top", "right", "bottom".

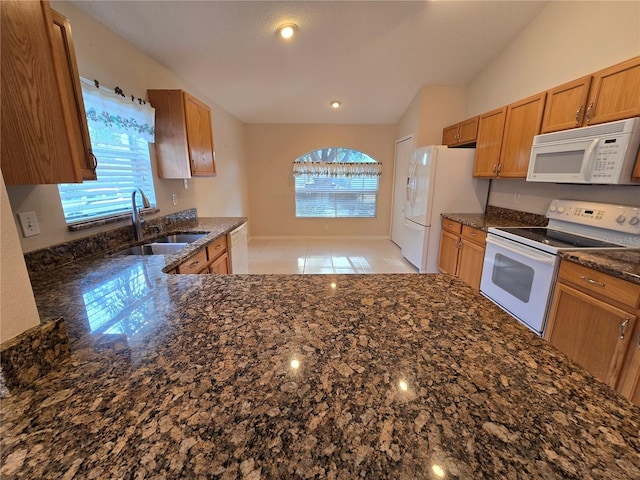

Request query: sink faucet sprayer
[{"left": 132, "top": 189, "right": 151, "bottom": 242}]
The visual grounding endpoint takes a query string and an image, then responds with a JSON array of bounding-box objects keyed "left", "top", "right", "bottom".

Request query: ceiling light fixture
[
  {"left": 277, "top": 23, "right": 297, "bottom": 40},
  {"left": 330, "top": 101, "right": 342, "bottom": 109}
]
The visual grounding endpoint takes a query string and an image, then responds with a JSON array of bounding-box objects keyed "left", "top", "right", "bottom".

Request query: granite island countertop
[{"left": 1, "top": 252, "right": 639, "bottom": 477}]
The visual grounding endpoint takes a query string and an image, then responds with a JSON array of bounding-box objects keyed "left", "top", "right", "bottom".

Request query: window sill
[{"left": 66, "top": 208, "right": 160, "bottom": 232}]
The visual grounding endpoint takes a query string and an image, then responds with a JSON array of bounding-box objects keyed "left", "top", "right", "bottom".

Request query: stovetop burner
[{"left": 497, "top": 227, "right": 624, "bottom": 250}]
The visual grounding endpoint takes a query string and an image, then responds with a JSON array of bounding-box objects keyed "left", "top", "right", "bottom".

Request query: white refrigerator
[{"left": 402, "top": 146, "right": 489, "bottom": 273}]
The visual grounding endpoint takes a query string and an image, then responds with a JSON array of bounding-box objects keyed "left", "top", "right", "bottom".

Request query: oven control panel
[{"left": 547, "top": 199, "right": 640, "bottom": 234}]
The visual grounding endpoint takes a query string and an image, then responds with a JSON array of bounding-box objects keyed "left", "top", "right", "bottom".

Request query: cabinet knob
[
  {"left": 574, "top": 105, "right": 583, "bottom": 125},
  {"left": 90, "top": 152, "right": 98, "bottom": 172},
  {"left": 492, "top": 164, "right": 497, "bottom": 174},
  {"left": 585, "top": 102, "right": 594, "bottom": 124},
  {"left": 619, "top": 317, "right": 630, "bottom": 340}
]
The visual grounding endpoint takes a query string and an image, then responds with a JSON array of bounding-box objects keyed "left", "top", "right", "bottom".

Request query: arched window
[{"left": 292, "top": 147, "right": 382, "bottom": 218}]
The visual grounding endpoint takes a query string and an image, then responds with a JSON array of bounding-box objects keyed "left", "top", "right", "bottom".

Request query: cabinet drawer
[
  {"left": 442, "top": 219, "right": 462, "bottom": 235},
  {"left": 207, "top": 235, "right": 227, "bottom": 260},
  {"left": 176, "top": 249, "right": 208, "bottom": 274},
  {"left": 461, "top": 225, "right": 486, "bottom": 246},
  {"left": 558, "top": 261, "right": 640, "bottom": 309}
]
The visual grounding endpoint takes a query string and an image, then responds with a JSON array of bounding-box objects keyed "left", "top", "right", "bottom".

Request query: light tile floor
[{"left": 248, "top": 238, "right": 418, "bottom": 274}]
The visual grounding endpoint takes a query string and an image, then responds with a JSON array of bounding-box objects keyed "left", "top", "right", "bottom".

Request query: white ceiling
[{"left": 72, "top": 1, "right": 548, "bottom": 124}]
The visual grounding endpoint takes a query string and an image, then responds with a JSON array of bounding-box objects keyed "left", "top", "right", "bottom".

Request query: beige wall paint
[
  {"left": 6, "top": 1, "right": 249, "bottom": 253},
  {"left": 396, "top": 86, "right": 466, "bottom": 147},
  {"left": 1, "top": 174, "right": 40, "bottom": 342},
  {"left": 465, "top": 0, "right": 640, "bottom": 213},
  {"left": 246, "top": 124, "right": 396, "bottom": 237}
]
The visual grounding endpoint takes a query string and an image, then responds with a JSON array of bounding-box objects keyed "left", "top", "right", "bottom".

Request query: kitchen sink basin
[
  {"left": 114, "top": 243, "right": 188, "bottom": 256},
  {"left": 152, "top": 233, "right": 207, "bottom": 243}
]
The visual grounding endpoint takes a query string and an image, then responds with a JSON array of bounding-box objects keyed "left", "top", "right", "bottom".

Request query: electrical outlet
[
  {"left": 183, "top": 179, "right": 189, "bottom": 190},
  {"left": 171, "top": 193, "right": 178, "bottom": 206},
  {"left": 17, "top": 211, "right": 40, "bottom": 237},
  {"left": 514, "top": 193, "right": 521, "bottom": 204}
]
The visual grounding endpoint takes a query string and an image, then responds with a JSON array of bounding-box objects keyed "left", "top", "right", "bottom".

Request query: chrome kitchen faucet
[{"left": 131, "top": 189, "right": 151, "bottom": 242}]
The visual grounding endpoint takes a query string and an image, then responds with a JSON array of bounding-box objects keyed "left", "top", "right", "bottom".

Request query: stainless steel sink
[
  {"left": 113, "top": 233, "right": 206, "bottom": 256},
  {"left": 114, "top": 243, "right": 187, "bottom": 256},
  {"left": 152, "top": 233, "right": 207, "bottom": 243}
]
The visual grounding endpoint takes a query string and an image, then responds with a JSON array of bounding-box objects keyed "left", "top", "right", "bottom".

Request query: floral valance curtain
[
  {"left": 80, "top": 77, "right": 155, "bottom": 143},
  {"left": 292, "top": 161, "right": 383, "bottom": 178}
]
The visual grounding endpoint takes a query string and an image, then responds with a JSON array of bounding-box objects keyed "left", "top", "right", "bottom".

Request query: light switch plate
[{"left": 17, "top": 211, "right": 40, "bottom": 237}]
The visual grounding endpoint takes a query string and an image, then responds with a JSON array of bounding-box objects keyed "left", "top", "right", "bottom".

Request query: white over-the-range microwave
[{"left": 527, "top": 116, "right": 640, "bottom": 184}]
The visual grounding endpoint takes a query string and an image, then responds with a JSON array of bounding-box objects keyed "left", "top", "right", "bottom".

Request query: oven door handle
[{"left": 486, "top": 235, "right": 557, "bottom": 265}]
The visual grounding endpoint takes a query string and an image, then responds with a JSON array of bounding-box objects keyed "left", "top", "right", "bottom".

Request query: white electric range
[{"left": 480, "top": 199, "right": 640, "bottom": 335}]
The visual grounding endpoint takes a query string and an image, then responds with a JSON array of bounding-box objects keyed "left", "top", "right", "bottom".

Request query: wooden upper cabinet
[
  {"left": 148, "top": 89, "right": 216, "bottom": 179},
  {"left": 541, "top": 76, "right": 592, "bottom": 133},
  {"left": 442, "top": 117, "right": 478, "bottom": 147},
  {"left": 1, "top": 1, "right": 94, "bottom": 185},
  {"left": 50, "top": 9, "right": 97, "bottom": 181},
  {"left": 473, "top": 107, "right": 507, "bottom": 177},
  {"left": 499, "top": 92, "right": 546, "bottom": 178},
  {"left": 585, "top": 56, "right": 640, "bottom": 126},
  {"left": 442, "top": 124, "right": 460, "bottom": 147}
]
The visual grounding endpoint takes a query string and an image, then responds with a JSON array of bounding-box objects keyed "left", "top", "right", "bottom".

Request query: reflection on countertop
[{"left": 2, "top": 247, "right": 639, "bottom": 477}]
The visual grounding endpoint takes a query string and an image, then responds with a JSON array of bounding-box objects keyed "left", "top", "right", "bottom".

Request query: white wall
[
  {"left": 1, "top": 174, "right": 40, "bottom": 342},
  {"left": 466, "top": 1, "right": 640, "bottom": 213},
  {"left": 6, "top": 1, "right": 250, "bottom": 253}
]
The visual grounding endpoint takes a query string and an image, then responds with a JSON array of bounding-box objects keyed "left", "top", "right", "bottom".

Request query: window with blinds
[
  {"left": 58, "top": 126, "right": 156, "bottom": 224},
  {"left": 293, "top": 148, "right": 381, "bottom": 218},
  {"left": 58, "top": 122, "right": 156, "bottom": 224}
]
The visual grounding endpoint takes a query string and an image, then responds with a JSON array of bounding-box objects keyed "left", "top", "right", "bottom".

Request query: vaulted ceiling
[{"left": 72, "top": 1, "right": 548, "bottom": 124}]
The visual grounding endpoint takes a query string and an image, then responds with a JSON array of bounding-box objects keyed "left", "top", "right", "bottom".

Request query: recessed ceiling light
[
  {"left": 330, "top": 101, "right": 342, "bottom": 109},
  {"left": 277, "top": 23, "right": 297, "bottom": 40}
]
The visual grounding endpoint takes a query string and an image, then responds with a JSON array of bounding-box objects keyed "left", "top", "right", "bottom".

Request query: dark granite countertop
[
  {"left": 441, "top": 206, "right": 548, "bottom": 232},
  {"left": 560, "top": 248, "right": 640, "bottom": 285},
  {"left": 1, "top": 244, "right": 639, "bottom": 477}
]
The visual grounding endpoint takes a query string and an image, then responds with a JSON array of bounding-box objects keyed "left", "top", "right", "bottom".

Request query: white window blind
[
  {"left": 293, "top": 148, "right": 381, "bottom": 218},
  {"left": 58, "top": 80, "right": 156, "bottom": 224}
]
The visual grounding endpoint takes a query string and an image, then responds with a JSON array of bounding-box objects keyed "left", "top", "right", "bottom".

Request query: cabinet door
[
  {"left": 499, "top": 92, "right": 546, "bottom": 178},
  {"left": 473, "top": 107, "right": 506, "bottom": 177},
  {"left": 616, "top": 320, "right": 640, "bottom": 405},
  {"left": 437, "top": 230, "right": 460, "bottom": 275},
  {"left": 546, "top": 283, "right": 637, "bottom": 387},
  {"left": 209, "top": 252, "right": 229, "bottom": 274},
  {"left": 1, "top": 1, "right": 83, "bottom": 184},
  {"left": 457, "top": 116, "right": 479, "bottom": 145},
  {"left": 540, "top": 76, "right": 592, "bottom": 133},
  {"left": 457, "top": 239, "right": 485, "bottom": 291},
  {"left": 442, "top": 124, "right": 460, "bottom": 146},
  {"left": 586, "top": 56, "right": 640, "bottom": 126},
  {"left": 50, "top": 9, "right": 97, "bottom": 181},
  {"left": 184, "top": 93, "right": 216, "bottom": 177}
]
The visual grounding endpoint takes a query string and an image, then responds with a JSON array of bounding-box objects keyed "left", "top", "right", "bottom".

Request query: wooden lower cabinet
[
  {"left": 546, "top": 260, "right": 640, "bottom": 405},
  {"left": 173, "top": 235, "right": 230, "bottom": 275},
  {"left": 209, "top": 252, "right": 230, "bottom": 274},
  {"left": 437, "top": 220, "right": 486, "bottom": 291}
]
